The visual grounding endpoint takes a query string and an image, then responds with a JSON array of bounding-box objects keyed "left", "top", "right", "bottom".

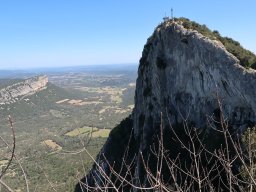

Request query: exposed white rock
[
  {"left": 76, "top": 21, "right": 256, "bottom": 192},
  {"left": 133, "top": 21, "right": 256, "bottom": 143},
  {"left": 0, "top": 76, "right": 48, "bottom": 105}
]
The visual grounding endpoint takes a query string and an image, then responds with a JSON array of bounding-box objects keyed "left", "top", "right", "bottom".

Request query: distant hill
[
  {"left": 0, "top": 64, "right": 138, "bottom": 78},
  {"left": 0, "top": 76, "right": 78, "bottom": 120},
  {"left": 0, "top": 75, "right": 48, "bottom": 105}
]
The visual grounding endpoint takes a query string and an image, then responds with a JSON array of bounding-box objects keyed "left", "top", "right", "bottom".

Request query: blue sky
[{"left": 0, "top": 0, "right": 255, "bottom": 69}]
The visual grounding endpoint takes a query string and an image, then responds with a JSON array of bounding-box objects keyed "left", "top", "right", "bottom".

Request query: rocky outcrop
[
  {"left": 75, "top": 20, "right": 256, "bottom": 191},
  {"left": 0, "top": 76, "right": 48, "bottom": 105},
  {"left": 134, "top": 21, "right": 256, "bottom": 142}
]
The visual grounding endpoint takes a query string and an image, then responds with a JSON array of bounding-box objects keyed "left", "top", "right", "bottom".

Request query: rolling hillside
[{"left": 0, "top": 67, "right": 136, "bottom": 191}]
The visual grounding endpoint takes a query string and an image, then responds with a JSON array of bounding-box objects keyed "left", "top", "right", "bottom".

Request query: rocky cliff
[
  {"left": 134, "top": 20, "right": 256, "bottom": 141},
  {"left": 0, "top": 75, "right": 48, "bottom": 105},
  {"left": 75, "top": 19, "right": 256, "bottom": 191}
]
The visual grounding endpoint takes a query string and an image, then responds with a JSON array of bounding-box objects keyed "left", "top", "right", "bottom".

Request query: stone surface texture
[
  {"left": 134, "top": 21, "right": 256, "bottom": 143},
  {"left": 0, "top": 76, "right": 48, "bottom": 105},
  {"left": 76, "top": 21, "right": 256, "bottom": 191}
]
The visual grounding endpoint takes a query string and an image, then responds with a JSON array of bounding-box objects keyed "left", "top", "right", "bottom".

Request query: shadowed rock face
[
  {"left": 75, "top": 21, "right": 256, "bottom": 191},
  {"left": 0, "top": 76, "right": 48, "bottom": 105}
]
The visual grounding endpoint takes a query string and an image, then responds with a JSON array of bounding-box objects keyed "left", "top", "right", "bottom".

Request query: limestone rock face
[
  {"left": 76, "top": 21, "right": 256, "bottom": 191},
  {"left": 0, "top": 76, "right": 48, "bottom": 105},
  {"left": 133, "top": 21, "right": 256, "bottom": 144}
]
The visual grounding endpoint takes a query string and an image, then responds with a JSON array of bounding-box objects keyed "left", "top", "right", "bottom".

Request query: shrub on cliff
[
  {"left": 175, "top": 17, "right": 256, "bottom": 69},
  {"left": 77, "top": 115, "right": 256, "bottom": 191}
]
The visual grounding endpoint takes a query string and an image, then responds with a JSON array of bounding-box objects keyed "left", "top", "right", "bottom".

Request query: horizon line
[{"left": 0, "top": 63, "right": 139, "bottom": 71}]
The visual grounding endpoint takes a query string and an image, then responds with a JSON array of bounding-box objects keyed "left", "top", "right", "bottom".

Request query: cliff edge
[
  {"left": 0, "top": 75, "right": 48, "bottom": 105},
  {"left": 76, "top": 19, "right": 256, "bottom": 191}
]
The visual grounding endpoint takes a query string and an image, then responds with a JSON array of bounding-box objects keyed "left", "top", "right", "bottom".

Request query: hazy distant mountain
[{"left": 0, "top": 64, "right": 138, "bottom": 78}]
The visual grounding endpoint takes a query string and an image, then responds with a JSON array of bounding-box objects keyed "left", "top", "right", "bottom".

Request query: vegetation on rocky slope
[
  {"left": 174, "top": 17, "right": 256, "bottom": 69},
  {"left": 77, "top": 115, "right": 256, "bottom": 191}
]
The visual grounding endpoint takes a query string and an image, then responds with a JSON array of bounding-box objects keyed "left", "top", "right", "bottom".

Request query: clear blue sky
[{"left": 0, "top": 0, "right": 255, "bottom": 69}]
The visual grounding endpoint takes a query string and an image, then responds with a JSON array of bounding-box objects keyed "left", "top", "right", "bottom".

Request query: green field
[
  {"left": 65, "top": 126, "right": 98, "bottom": 137},
  {"left": 91, "top": 129, "right": 111, "bottom": 138},
  {"left": 0, "top": 67, "right": 137, "bottom": 191}
]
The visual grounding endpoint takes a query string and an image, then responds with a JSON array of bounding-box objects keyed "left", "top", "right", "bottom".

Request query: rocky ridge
[
  {"left": 134, "top": 20, "right": 256, "bottom": 141},
  {"left": 76, "top": 19, "right": 256, "bottom": 191},
  {"left": 0, "top": 75, "right": 48, "bottom": 105}
]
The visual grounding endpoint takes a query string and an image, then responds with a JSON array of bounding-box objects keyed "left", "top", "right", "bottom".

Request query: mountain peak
[
  {"left": 76, "top": 18, "right": 256, "bottom": 191},
  {"left": 158, "top": 17, "right": 256, "bottom": 69},
  {"left": 135, "top": 18, "right": 255, "bottom": 133}
]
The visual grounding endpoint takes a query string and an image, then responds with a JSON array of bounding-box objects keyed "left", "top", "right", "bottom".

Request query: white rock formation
[
  {"left": 76, "top": 20, "right": 256, "bottom": 191},
  {"left": 134, "top": 21, "right": 256, "bottom": 142},
  {"left": 0, "top": 76, "right": 48, "bottom": 105}
]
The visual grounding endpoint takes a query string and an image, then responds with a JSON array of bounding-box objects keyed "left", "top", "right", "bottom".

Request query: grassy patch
[
  {"left": 74, "top": 86, "right": 124, "bottom": 104},
  {"left": 0, "top": 159, "right": 9, "bottom": 167},
  {"left": 91, "top": 129, "right": 111, "bottom": 138},
  {"left": 65, "top": 126, "right": 98, "bottom": 137},
  {"left": 66, "top": 127, "right": 110, "bottom": 138},
  {"left": 49, "top": 109, "right": 66, "bottom": 118},
  {"left": 41, "top": 139, "right": 62, "bottom": 151}
]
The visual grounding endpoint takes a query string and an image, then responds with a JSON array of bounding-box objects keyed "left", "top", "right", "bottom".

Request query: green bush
[
  {"left": 241, "top": 127, "right": 256, "bottom": 184},
  {"left": 174, "top": 17, "right": 256, "bottom": 69}
]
